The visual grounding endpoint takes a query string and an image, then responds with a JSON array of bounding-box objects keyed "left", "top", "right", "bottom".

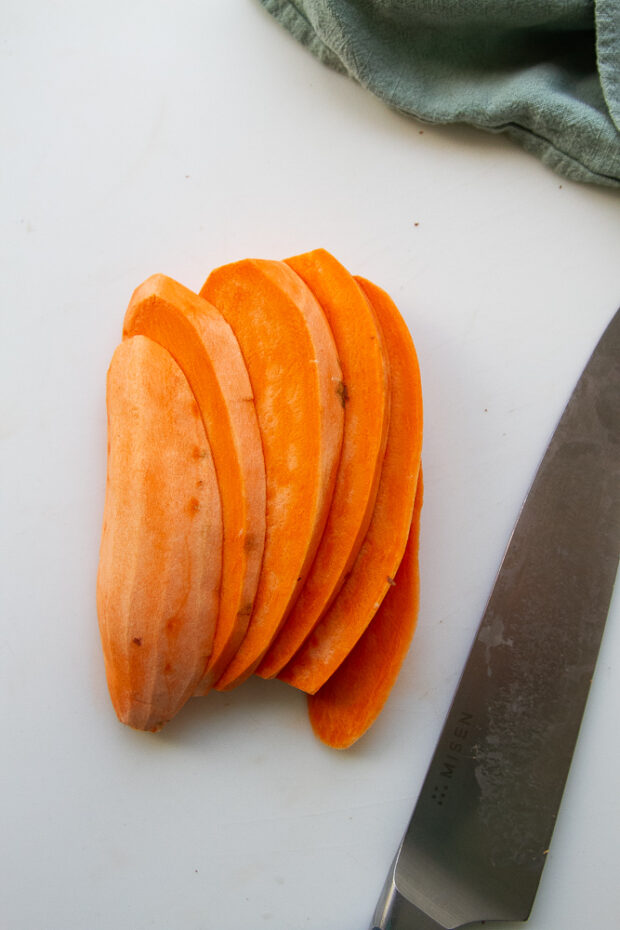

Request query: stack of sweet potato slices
[{"left": 96, "top": 249, "right": 423, "bottom": 748}]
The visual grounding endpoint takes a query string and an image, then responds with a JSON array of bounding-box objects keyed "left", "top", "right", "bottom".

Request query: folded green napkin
[{"left": 260, "top": 0, "right": 620, "bottom": 187}]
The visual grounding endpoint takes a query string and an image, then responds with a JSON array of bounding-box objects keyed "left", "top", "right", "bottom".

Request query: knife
[{"left": 371, "top": 307, "right": 620, "bottom": 930}]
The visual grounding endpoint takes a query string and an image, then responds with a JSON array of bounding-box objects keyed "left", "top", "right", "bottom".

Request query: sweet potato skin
[{"left": 96, "top": 335, "right": 223, "bottom": 731}]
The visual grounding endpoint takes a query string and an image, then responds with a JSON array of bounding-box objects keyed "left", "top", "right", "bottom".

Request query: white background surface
[{"left": 2, "top": 2, "right": 619, "bottom": 929}]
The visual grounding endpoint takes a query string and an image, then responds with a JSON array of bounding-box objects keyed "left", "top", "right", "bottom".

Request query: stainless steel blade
[{"left": 371, "top": 307, "right": 620, "bottom": 930}]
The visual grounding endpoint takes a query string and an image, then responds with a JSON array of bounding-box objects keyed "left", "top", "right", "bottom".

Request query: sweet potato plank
[
  {"left": 257, "top": 249, "right": 390, "bottom": 679},
  {"left": 122, "top": 275, "right": 266, "bottom": 693},
  {"left": 201, "top": 259, "right": 344, "bottom": 690},
  {"left": 279, "top": 276, "right": 423, "bottom": 694},
  {"left": 308, "top": 470, "right": 423, "bottom": 749},
  {"left": 96, "top": 336, "right": 223, "bottom": 731}
]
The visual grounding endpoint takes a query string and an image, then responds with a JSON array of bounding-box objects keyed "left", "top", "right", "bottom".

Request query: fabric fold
[
  {"left": 596, "top": 0, "right": 620, "bottom": 132},
  {"left": 260, "top": 0, "right": 620, "bottom": 186}
]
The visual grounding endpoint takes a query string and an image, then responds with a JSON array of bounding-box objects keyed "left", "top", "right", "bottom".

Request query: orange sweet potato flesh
[
  {"left": 256, "top": 249, "right": 391, "bottom": 679},
  {"left": 96, "top": 336, "right": 223, "bottom": 731},
  {"left": 308, "top": 471, "right": 423, "bottom": 749},
  {"left": 122, "top": 275, "right": 266, "bottom": 693},
  {"left": 279, "top": 276, "right": 423, "bottom": 694},
  {"left": 200, "top": 259, "right": 344, "bottom": 690}
]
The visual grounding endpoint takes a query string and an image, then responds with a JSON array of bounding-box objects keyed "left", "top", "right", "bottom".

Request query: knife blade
[{"left": 371, "top": 307, "right": 620, "bottom": 930}]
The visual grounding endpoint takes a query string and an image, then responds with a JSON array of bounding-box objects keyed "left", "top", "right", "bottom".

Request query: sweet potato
[
  {"left": 200, "top": 259, "right": 344, "bottom": 690},
  {"left": 122, "top": 275, "right": 266, "bottom": 692},
  {"left": 97, "top": 253, "right": 425, "bottom": 747},
  {"left": 96, "top": 336, "right": 223, "bottom": 731},
  {"left": 308, "top": 471, "right": 423, "bottom": 748},
  {"left": 257, "top": 249, "right": 391, "bottom": 679},
  {"left": 279, "top": 276, "right": 423, "bottom": 694}
]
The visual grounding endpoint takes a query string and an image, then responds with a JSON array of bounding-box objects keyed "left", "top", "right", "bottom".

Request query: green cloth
[{"left": 260, "top": 0, "right": 620, "bottom": 187}]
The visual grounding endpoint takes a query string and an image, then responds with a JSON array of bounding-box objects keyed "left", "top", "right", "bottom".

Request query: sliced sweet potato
[
  {"left": 122, "top": 275, "right": 266, "bottom": 693},
  {"left": 200, "top": 259, "right": 344, "bottom": 690},
  {"left": 96, "top": 336, "right": 223, "bottom": 731},
  {"left": 256, "top": 249, "right": 391, "bottom": 679},
  {"left": 308, "top": 470, "right": 424, "bottom": 749},
  {"left": 279, "top": 275, "right": 423, "bottom": 694}
]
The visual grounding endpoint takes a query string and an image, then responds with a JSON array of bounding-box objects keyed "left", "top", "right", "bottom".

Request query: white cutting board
[{"left": 2, "top": 3, "right": 619, "bottom": 929}]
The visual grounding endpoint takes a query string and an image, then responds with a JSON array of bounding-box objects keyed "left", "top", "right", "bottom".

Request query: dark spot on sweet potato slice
[{"left": 336, "top": 380, "right": 349, "bottom": 408}]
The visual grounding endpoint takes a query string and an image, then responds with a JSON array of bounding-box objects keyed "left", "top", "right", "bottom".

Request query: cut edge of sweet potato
[
  {"left": 308, "top": 469, "right": 423, "bottom": 749},
  {"left": 256, "top": 249, "right": 391, "bottom": 679},
  {"left": 278, "top": 275, "right": 423, "bottom": 695},
  {"left": 122, "top": 274, "right": 267, "bottom": 693},
  {"left": 200, "top": 259, "right": 344, "bottom": 691}
]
